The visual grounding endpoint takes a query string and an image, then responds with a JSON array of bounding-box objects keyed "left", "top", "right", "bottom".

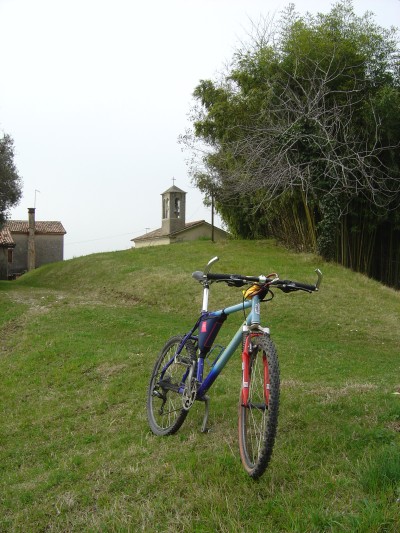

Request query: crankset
[{"left": 182, "top": 362, "right": 197, "bottom": 411}]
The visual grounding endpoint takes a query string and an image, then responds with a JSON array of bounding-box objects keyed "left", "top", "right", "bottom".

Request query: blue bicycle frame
[{"left": 170, "top": 292, "right": 269, "bottom": 401}]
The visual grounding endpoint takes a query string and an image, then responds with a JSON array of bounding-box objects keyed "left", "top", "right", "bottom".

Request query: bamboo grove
[{"left": 182, "top": 1, "right": 400, "bottom": 288}]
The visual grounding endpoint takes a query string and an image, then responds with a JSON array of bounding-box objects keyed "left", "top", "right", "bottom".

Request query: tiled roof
[
  {"left": 172, "top": 220, "right": 208, "bottom": 234},
  {"left": 5, "top": 220, "right": 66, "bottom": 234},
  {"left": 133, "top": 220, "right": 206, "bottom": 242},
  {"left": 134, "top": 227, "right": 164, "bottom": 241},
  {"left": 0, "top": 227, "right": 15, "bottom": 247}
]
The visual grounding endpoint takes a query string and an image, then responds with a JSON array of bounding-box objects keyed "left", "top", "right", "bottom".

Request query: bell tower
[{"left": 161, "top": 182, "right": 186, "bottom": 235}]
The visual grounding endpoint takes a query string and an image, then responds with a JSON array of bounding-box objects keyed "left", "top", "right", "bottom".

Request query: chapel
[{"left": 132, "top": 184, "right": 228, "bottom": 248}]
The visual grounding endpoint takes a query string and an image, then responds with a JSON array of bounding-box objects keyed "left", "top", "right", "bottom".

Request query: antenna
[{"left": 34, "top": 189, "right": 40, "bottom": 208}]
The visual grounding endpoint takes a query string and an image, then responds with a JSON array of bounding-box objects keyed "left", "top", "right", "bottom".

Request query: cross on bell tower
[{"left": 161, "top": 181, "right": 186, "bottom": 235}]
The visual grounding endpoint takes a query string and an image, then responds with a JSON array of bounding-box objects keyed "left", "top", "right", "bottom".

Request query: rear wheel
[
  {"left": 147, "top": 336, "right": 196, "bottom": 436},
  {"left": 238, "top": 335, "right": 280, "bottom": 478}
]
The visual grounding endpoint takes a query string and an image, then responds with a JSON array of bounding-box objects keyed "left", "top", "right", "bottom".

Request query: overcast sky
[{"left": 1, "top": 0, "right": 399, "bottom": 259}]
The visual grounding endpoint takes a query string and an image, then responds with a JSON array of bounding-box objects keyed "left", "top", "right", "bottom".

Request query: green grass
[{"left": 1, "top": 239, "right": 399, "bottom": 532}]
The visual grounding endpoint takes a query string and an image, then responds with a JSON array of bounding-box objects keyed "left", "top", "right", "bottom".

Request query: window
[
  {"left": 174, "top": 198, "right": 181, "bottom": 218},
  {"left": 8, "top": 248, "right": 13, "bottom": 263},
  {"left": 163, "top": 198, "right": 170, "bottom": 219}
]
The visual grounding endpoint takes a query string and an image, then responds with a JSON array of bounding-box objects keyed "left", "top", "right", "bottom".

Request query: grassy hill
[{"left": 1, "top": 239, "right": 399, "bottom": 532}]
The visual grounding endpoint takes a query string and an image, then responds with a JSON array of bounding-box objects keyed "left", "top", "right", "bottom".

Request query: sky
[{"left": 1, "top": 0, "right": 399, "bottom": 259}]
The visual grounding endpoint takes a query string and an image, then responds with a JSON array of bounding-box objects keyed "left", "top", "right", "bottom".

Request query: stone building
[
  {"left": 132, "top": 184, "right": 228, "bottom": 248},
  {"left": 0, "top": 208, "right": 66, "bottom": 280}
]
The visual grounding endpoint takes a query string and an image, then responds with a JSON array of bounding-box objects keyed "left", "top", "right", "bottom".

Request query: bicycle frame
[{"left": 163, "top": 291, "right": 269, "bottom": 402}]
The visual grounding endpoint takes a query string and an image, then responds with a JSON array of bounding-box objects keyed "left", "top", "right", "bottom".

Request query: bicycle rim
[{"left": 238, "top": 335, "right": 280, "bottom": 478}]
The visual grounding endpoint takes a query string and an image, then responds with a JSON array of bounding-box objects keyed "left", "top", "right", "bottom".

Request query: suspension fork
[
  {"left": 241, "top": 330, "right": 270, "bottom": 407},
  {"left": 241, "top": 334, "right": 251, "bottom": 407}
]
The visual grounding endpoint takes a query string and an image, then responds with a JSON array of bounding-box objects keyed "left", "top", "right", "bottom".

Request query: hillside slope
[{"left": 1, "top": 240, "right": 399, "bottom": 532}]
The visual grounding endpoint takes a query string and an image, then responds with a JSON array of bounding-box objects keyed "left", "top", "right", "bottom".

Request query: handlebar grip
[
  {"left": 192, "top": 271, "right": 205, "bottom": 281},
  {"left": 294, "top": 281, "right": 316, "bottom": 291},
  {"left": 280, "top": 279, "right": 316, "bottom": 292}
]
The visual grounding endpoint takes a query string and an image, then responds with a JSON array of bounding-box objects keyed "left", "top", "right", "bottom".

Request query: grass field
[{"left": 1, "top": 239, "right": 399, "bottom": 532}]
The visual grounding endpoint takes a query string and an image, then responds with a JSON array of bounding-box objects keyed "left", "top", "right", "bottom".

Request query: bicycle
[{"left": 147, "top": 256, "right": 322, "bottom": 479}]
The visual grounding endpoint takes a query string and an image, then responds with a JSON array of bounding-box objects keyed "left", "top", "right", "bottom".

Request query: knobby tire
[{"left": 238, "top": 335, "right": 280, "bottom": 479}]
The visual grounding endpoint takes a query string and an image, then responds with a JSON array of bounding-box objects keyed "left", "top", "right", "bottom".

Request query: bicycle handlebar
[{"left": 192, "top": 266, "right": 323, "bottom": 293}]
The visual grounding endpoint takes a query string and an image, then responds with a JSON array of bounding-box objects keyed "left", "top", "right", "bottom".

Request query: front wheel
[
  {"left": 147, "top": 336, "right": 196, "bottom": 436},
  {"left": 238, "top": 335, "right": 280, "bottom": 479}
]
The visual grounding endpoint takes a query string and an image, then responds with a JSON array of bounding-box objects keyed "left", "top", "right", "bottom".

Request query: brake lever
[
  {"left": 226, "top": 279, "right": 246, "bottom": 287},
  {"left": 278, "top": 283, "right": 300, "bottom": 293}
]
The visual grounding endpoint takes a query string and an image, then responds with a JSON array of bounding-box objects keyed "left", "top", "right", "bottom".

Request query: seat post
[{"left": 202, "top": 283, "right": 210, "bottom": 312}]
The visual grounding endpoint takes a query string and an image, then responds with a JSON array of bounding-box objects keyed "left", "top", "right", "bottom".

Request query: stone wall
[
  {"left": 170, "top": 224, "right": 227, "bottom": 243},
  {"left": 6, "top": 233, "right": 64, "bottom": 276},
  {"left": 35, "top": 234, "right": 64, "bottom": 266}
]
